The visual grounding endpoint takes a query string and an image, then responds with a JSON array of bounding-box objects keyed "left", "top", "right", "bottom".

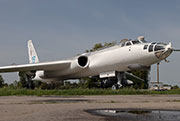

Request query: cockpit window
[
  {"left": 132, "top": 40, "right": 140, "bottom": 44},
  {"left": 126, "top": 42, "right": 131, "bottom": 46},
  {"left": 148, "top": 45, "right": 154, "bottom": 52},
  {"left": 157, "top": 43, "right": 167, "bottom": 46},
  {"left": 144, "top": 45, "right": 148, "bottom": 50},
  {"left": 154, "top": 45, "right": 165, "bottom": 51}
]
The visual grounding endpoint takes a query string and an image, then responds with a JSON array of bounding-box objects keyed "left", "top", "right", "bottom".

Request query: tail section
[{"left": 28, "top": 40, "right": 39, "bottom": 64}]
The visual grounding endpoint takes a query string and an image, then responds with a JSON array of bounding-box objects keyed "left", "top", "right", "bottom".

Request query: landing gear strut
[
  {"left": 112, "top": 72, "right": 125, "bottom": 90},
  {"left": 25, "top": 74, "right": 34, "bottom": 89},
  {"left": 19, "top": 72, "right": 35, "bottom": 89}
]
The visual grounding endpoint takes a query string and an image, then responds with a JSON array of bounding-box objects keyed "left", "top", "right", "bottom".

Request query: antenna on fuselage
[{"left": 137, "top": 36, "right": 145, "bottom": 41}]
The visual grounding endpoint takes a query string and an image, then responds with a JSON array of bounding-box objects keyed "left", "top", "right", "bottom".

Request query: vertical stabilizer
[{"left": 28, "top": 40, "right": 39, "bottom": 64}]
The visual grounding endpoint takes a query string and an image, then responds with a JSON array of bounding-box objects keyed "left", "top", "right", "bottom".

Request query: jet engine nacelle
[
  {"left": 71, "top": 55, "right": 90, "bottom": 71},
  {"left": 77, "top": 56, "right": 89, "bottom": 68}
]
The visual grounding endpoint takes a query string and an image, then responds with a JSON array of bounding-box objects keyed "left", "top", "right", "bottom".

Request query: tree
[
  {"left": 172, "top": 85, "right": 179, "bottom": 90},
  {"left": 88, "top": 42, "right": 116, "bottom": 52},
  {"left": 18, "top": 72, "right": 35, "bottom": 89},
  {"left": 0, "top": 75, "right": 4, "bottom": 88},
  {"left": 131, "top": 70, "right": 149, "bottom": 89},
  {"left": 18, "top": 72, "right": 28, "bottom": 88},
  {"left": 91, "top": 43, "right": 103, "bottom": 51}
]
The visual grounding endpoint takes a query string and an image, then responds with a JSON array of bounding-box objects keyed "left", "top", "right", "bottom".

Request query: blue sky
[{"left": 0, "top": 0, "right": 180, "bottom": 86}]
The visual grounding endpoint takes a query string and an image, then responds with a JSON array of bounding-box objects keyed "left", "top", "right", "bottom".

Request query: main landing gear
[
  {"left": 112, "top": 72, "right": 129, "bottom": 90},
  {"left": 101, "top": 71, "right": 133, "bottom": 90}
]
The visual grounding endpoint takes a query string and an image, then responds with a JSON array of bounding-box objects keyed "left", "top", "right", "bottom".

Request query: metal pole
[{"left": 157, "top": 63, "right": 160, "bottom": 90}]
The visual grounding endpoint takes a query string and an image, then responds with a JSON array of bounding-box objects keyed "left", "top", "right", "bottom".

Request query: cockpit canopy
[
  {"left": 120, "top": 36, "right": 147, "bottom": 47},
  {"left": 143, "top": 42, "right": 167, "bottom": 52}
]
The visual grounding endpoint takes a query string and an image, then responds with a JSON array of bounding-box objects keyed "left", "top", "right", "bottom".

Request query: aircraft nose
[
  {"left": 165, "top": 42, "right": 171, "bottom": 50},
  {"left": 154, "top": 42, "right": 173, "bottom": 60},
  {"left": 161, "top": 42, "right": 173, "bottom": 59}
]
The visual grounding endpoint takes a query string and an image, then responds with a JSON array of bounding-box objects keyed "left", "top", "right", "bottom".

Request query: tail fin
[{"left": 28, "top": 40, "right": 39, "bottom": 64}]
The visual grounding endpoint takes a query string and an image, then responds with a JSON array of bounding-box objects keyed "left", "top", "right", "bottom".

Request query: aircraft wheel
[{"left": 112, "top": 84, "right": 118, "bottom": 90}]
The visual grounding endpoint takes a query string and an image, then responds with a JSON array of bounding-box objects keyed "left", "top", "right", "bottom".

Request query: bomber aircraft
[{"left": 0, "top": 36, "right": 179, "bottom": 89}]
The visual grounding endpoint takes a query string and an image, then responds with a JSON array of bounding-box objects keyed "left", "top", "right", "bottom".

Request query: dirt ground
[{"left": 0, "top": 95, "right": 180, "bottom": 121}]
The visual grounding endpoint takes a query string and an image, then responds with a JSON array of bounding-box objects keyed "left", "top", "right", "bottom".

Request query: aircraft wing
[{"left": 0, "top": 60, "right": 71, "bottom": 73}]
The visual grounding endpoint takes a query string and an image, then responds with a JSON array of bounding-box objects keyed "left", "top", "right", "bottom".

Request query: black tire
[{"left": 112, "top": 84, "right": 118, "bottom": 90}]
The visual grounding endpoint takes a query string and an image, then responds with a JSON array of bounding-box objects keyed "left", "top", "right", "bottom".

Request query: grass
[{"left": 0, "top": 87, "right": 180, "bottom": 96}]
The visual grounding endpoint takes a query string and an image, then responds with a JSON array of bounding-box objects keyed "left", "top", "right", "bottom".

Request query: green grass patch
[{"left": 0, "top": 87, "right": 180, "bottom": 96}]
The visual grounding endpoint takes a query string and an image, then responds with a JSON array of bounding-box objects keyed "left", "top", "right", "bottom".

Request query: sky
[{"left": 0, "top": 0, "right": 180, "bottom": 86}]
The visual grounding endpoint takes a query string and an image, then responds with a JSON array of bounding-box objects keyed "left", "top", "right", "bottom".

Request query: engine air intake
[{"left": 77, "top": 56, "right": 89, "bottom": 68}]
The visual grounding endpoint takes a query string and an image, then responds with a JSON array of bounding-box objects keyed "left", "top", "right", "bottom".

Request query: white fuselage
[{"left": 35, "top": 42, "right": 172, "bottom": 81}]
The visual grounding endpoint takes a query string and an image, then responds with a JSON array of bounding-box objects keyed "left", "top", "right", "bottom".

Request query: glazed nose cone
[
  {"left": 161, "top": 42, "right": 173, "bottom": 59},
  {"left": 155, "top": 42, "right": 173, "bottom": 60}
]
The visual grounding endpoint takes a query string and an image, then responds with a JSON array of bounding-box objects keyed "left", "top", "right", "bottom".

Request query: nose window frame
[
  {"left": 148, "top": 45, "right": 154, "bottom": 52},
  {"left": 154, "top": 45, "right": 165, "bottom": 51},
  {"left": 143, "top": 45, "right": 148, "bottom": 50},
  {"left": 126, "top": 41, "right": 132, "bottom": 46}
]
